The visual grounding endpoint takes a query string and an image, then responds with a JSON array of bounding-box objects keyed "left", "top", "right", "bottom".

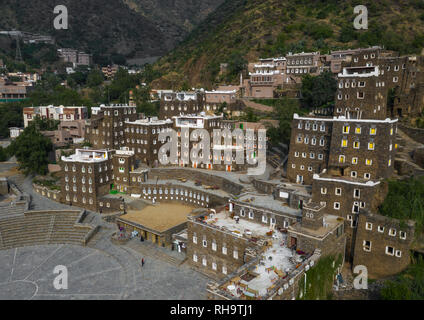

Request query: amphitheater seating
[{"left": 0, "top": 210, "right": 95, "bottom": 250}]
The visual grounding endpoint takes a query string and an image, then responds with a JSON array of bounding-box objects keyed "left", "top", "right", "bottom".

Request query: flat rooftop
[
  {"left": 120, "top": 203, "right": 195, "bottom": 232},
  {"left": 222, "top": 233, "right": 304, "bottom": 298},
  {"left": 289, "top": 214, "right": 343, "bottom": 238},
  {"left": 61, "top": 149, "right": 110, "bottom": 163},
  {"left": 236, "top": 193, "right": 302, "bottom": 217},
  {"left": 203, "top": 211, "right": 272, "bottom": 238}
]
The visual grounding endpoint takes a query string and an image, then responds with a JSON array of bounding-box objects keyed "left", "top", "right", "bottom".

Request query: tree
[
  {"left": 266, "top": 98, "right": 302, "bottom": 146},
  {"left": 29, "top": 116, "right": 59, "bottom": 131},
  {"left": 0, "top": 146, "right": 8, "bottom": 162},
  {"left": 8, "top": 126, "right": 53, "bottom": 175},
  {"left": 87, "top": 70, "right": 104, "bottom": 88},
  {"left": 226, "top": 51, "right": 247, "bottom": 82},
  {"left": 300, "top": 71, "right": 337, "bottom": 110}
]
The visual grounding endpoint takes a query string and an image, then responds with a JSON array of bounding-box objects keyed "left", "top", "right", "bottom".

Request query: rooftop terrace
[{"left": 235, "top": 193, "right": 302, "bottom": 217}]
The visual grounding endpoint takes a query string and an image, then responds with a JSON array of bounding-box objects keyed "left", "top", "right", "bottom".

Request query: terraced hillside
[{"left": 152, "top": 0, "right": 424, "bottom": 88}]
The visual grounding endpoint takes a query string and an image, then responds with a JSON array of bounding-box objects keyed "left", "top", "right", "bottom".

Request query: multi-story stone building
[
  {"left": 287, "top": 114, "right": 398, "bottom": 185},
  {"left": 58, "top": 48, "right": 92, "bottom": 66},
  {"left": 335, "top": 66, "right": 388, "bottom": 120},
  {"left": 285, "top": 52, "right": 322, "bottom": 84},
  {"left": 244, "top": 57, "right": 286, "bottom": 98},
  {"left": 123, "top": 117, "right": 173, "bottom": 166},
  {"left": 85, "top": 104, "right": 138, "bottom": 149},
  {"left": 352, "top": 211, "right": 415, "bottom": 278},
  {"left": 23, "top": 105, "right": 88, "bottom": 127},
  {"left": 61, "top": 148, "right": 115, "bottom": 211},
  {"left": 159, "top": 91, "right": 206, "bottom": 120}
]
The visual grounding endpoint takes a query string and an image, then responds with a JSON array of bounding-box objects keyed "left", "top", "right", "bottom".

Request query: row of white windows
[
  {"left": 64, "top": 165, "right": 110, "bottom": 173},
  {"left": 321, "top": 187, "right": 361, "bottom": 198},
  {"left": 286, "top": 68, "right": 309, "bottom": 74},
  {"left": 65, "top": 194, "right": 94, "bottom": 204},
  {"left": 334, "top": 201, "right": 365, "bottom": 211},
  {"left": 291, "top": 164, "right": 314, "bottom": 172},
  {"left": 127, "top": 127, "right": 170, "bottom": 134},
  {"left": 287, "top": 58, "right": 313, "bottom": 65},
  {"left": 338, "top": 81, "right": 366, "bottom": 88},
  {"left": 297, "top": 122, "right": 325, "bottom": 131},
  {"left": 192, "top": 254, "right": 228, "bottom": 274},
  {"left": 65, "top": 185, "right": 94, "bottom": 193},
  {"left": 337, "top": 92, "right": 367, "bottom": 100},
  {"left": 353, "top": 53, "right": 376, "bottom": 61},
  {"left": 296, "top": 136, "right": 326, "bottom": 146},
  {"left": 143, "top": 188, "right": 209, "bottom": 202},
  {"left": 365, "top": 223, "right": 407, "bottom": 239},
  {"left": 164, "top": 105, "right": 200, "bottom": 111},
  {"left": 293, "top": 152, "right": 324, "bottom": 160},
  {"left": 65, "top": 175, "right": 111, "bottom": 185},
  {"left": 363, "top": 242, "right": 402, "bottom": 257},
  {"left": 192, "top": 237, "right": 238, "bottom": 258},
  {"left": 106, "top": 108, "right": 136, "bottom": 116},
  {"left": 127, "top": 138, "right": 166, "bottom": 145}
]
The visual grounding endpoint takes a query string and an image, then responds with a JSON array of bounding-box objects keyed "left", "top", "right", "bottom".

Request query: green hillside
[{"left": 152, "top": 0, "right": 424, "bottom": 88}]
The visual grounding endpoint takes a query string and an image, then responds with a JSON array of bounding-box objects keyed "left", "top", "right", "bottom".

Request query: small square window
[
  {"left": 366, "top": 222, "right": 372, "bottom": 231},
  {"left": 386, "top": 246, "right": 394, "bottom": 256},
  {"left": 363, "top": 240, "right": 371, "bottom": 252}
]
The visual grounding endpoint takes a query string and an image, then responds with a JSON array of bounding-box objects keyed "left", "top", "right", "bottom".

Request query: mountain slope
[
  {"left": 152, "top": 0, "right": 424, "bottom": 88},
  {"left": 0, "top": 0, "right": 224, "bottom": 63}
]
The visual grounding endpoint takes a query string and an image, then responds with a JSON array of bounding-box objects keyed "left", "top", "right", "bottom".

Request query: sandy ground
[{"left": 121, "top": 203, "right": 195, "bottom": 232}]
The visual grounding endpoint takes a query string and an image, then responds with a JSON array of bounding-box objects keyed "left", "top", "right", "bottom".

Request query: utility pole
[{"left": 15, "top": 35, "right": 22, "bottom": 62}]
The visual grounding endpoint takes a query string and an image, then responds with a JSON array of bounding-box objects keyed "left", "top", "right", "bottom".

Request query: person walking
[{"left": 141, "top": 258, "right": 145, "bottom": 267}]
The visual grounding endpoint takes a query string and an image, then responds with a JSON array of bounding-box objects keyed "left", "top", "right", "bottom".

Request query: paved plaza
[{"left": 0, "top": 243, "right": 209, "bottom": 300}]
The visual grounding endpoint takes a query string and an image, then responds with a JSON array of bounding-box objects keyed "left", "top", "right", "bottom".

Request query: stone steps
[{"left": 125, "top": 239, "right": 185, "bottom": 266}]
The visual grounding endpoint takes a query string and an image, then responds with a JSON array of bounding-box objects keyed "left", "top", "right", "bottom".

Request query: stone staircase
[{"left": 124, "top": 238, "right": 186, "bottom": 267}]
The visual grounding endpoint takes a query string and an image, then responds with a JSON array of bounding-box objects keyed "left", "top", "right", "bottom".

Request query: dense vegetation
[
  {"left": 381, "top": 256, "right": 424, "bottom": 300},
  {"left": 297, "top": 254, "right": 343, "bottom": 300},
  {"left": 7, "top": 124, "right": 53, "bottom": 175},
  {"left": 300, "top": 71, "right": 337, "bottom": 110},
  {"left": 379, "top": 176, "right": 424, "bottom": 235},
  {"left": 265, "top": 98, "right": 303, "bottom": 146},
  {"left": 153, "top": 0, "right": 424, "bottom": 87}
]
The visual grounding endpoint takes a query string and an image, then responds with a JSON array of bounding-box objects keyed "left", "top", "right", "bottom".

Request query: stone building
[
  {"left": 186, "top": 210, "right": 261, "bottom": 279},
  {"left": 23, "top": 105, "right": 88, "bottom": 128},
  {"left": 124, "top": 117, "right": 173, "bottom": 166},
  {"left": 286, "top": 114, "right": 398, "bottom": 185},
  {"left": 285, "top": 52, "right": 322, "bottom": 84},
  {"left": 159, "top": 91, "right": 205, "bottom": 120},
  {"left": 61, "top": 148, "right": 115, "bottom": 211},
  {"left": 335, "top": 66, "right": 388, "bottom": 120},
  {"left": 244, "top": 57, "right": 286, "bottom": 98},
  {"left": 287, "top": 201, "right": 346, "bottom": 258},
  {"left": 352, "top": 211, "right": 415, "bottom": 278},
  {"left": 85, "top": 104, "right": 138, "bottom": 150}
]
